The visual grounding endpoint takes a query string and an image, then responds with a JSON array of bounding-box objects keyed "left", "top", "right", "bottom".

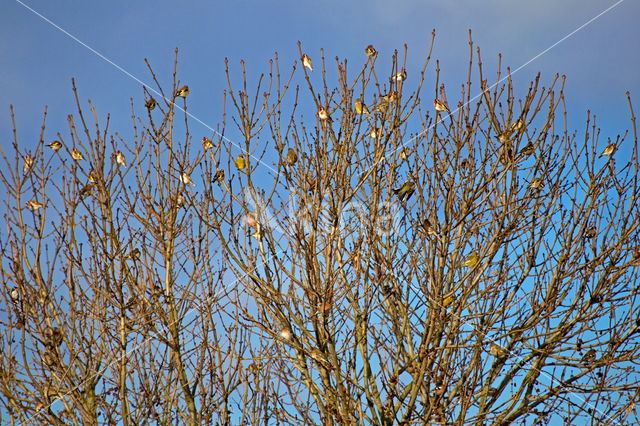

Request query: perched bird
[
  {"left": 280, "top": 328, "right": 292, "bottom": 340},
  {"left": 9, "top": 287, "right": 20, "bottom": 303},
  {"left": 391, "top": 70, "right": 407, "bottom": 82},
  {"left": 393, "top": 181, "right": 415, "bottom": 202},
  {"left": 584, "top": 227, "right": 597, "bottom": 239},
  {"left": 599, "top": 143, "right": 616, "bottom": 157},
  {"left": 301, "top": 54, "right": 313, "bottom": 71},
  {"left": 497, "top": 132, "right": 512, "bottom": 144},
  {"left": 127, "top": 247, "right": 141, "bottom": 261},
  {"left": 23, "top": 155, "right": 34, "bottom": 174},
  {"left": 285, "top": 148, "right": 298, "bottom": 165},
  {"left": 213, "top": 169, "right": 225, "bottom": 182},
  {"left": 442, "top": 294, "right": 455, "bottom": 308},
  {"left": 202, "top": 137, "right": 214, "bottom": 151},
  {"left": 235, "top": 155, "right": 247, "bottom": 170},
  {"left": 519, "top": 142, "right": 535, "bottom": 157},
  {"left": 26, "top": 200, "right": 44, "bottom": 210},
  {"left": 529, "top": 178, "right": 543, "bottom": 189},
  {"left": 47, "top": 141, "right": 62, "bottom": 151},
  {"left": 463, "top": 252, "right": 480, "bottom": 268},
  {"left": 433, "top": 99, "right": 449, "bottom": 113},
  {"left": 115, "top": 151, "right": 126, "bottom": 167},
  {"left": 365, "top": 44, "right": 378, "bottom": 57},
  {"left": 511, "top": 118, "right": 526, "bottom": 132},
  {"left": 582, "top": 348, "right": 596, "bottom": 362},
  {"left": 317, "top": 107, "right": 329, "bottom": 121},
  {"left": 180, "top": 172, "right": 195, "bottom": 186},
  {"left": 71, "top": 148, "right": 84, "bottom": 161},
  {"left": 490, "top": 343, "right": 507, "bottom": 358},
  {"left": 370, "top": 127, "right": 383, "bottom": 139},
  {"left": 354, "top": 98, "right": 370, "bottom": 115},
  {"left": 399, "top": 147, "right": 410, "bottom": 160},
  {"left": 175, "top": 85, "right": 190, "bottom": 98},
  {"left": 88, "top": 170, "right": 98, "bottom": 183},
  {"left": 244, "top": 213, "right": 259, "bottom": 229},
  {"left": 145, "top": 98, "right": 157, "bottom": 111},
  {"left": 310, "top": 347, "right": 328, "bottom": 364}
]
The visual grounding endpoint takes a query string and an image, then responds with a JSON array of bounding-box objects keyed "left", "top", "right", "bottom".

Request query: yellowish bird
[
  {"left": 202, "top": 137, "right": 214, "bottom": 151},
  {"left": 71, "top": 148, "right": 84, "bottom": 161},
  {"left": 399, "top": 147, "right": 409, "bottom": 160},
  {"left": 47, "top": 141, "right": 62, "bottom": 151},
  {"left": 600, "top": 143, "right": 616, "bottom": 157},
  {"left": 88, "top": 170, "right": 98, "bottom": 183},
  {"left": 354, "top": 98, "right": 370, "bottom": 115},
  {"left": 213, "top": 169, "right": 225, "bottom": 182},
  {"left": 442, "top": 294, "right": 455, "bottom": 308},
  {"left": 115, "top": 151, "right": 126, "bottom": 167},
  {"left": 317, "top": 107, "right": 329, "bottom": 121},
  {"left": 180, "top": 172, "right": 195, "bottom": 186},
  {"left": 433, "top": 99, "right": 449, "bottom": 112},
  {"left": 584, "top": 227, "right": 597, "bottom": 239},
  {"left": 127, "top": 247, "right": 141, "bottom": 261},
  {"left": 463, "top": 252, "right": 480, "bottom": 268},
  {"left": 310, "top": 347, "right": 328, "bottom": 364},
  {"left": 370, "top": 127, "right": 382, "bottom": 139},
  {"left": 393, "top": 180, "right": 415, "bottom": 202},
  {"left": 235, "top": 155, "right": 247, "bottom": 170},
  {"left": 490, "top": 343, "right": 507, "bottom": 358},
  {"left": 519, "top": 142, "right": 535, "bottom": 157},
  {"left": 497, "top": 132, "right": 512, "bottom": 144},
  {"left": 582, "top": 348, "right": 596, "bottom": 362},
  {"left": 529, "top": 178, "right": 543, "bottom": 189},
  {"left": 9, "top": 287, "right": 20, "bottom": 303},
  {"left": 23, "top": 155, "right": 34, "bottom": 174},
  {"left": 365, "top": 44, "right": 377, "bottom": 57},
  {"left": 285, "top": 148, "right": 298, "bottom": 165},
  {"left": 175, "top": 85, "right": 190, "bottom": 98},
  {"left": 391, "top": 70, "right": 407, "bottom": 82},
  {"left": 301, "top": 54, "right": 313, "bottom": 71},
  {"left": 511, "top": 118, "right": 525, "bottom": 132},
  {"left": 145, "top": 98, "right": 157, "bottom": 111},
  {"left": 26, "top": 200, "right": 44, "bottom": 210},
  {"left": 280, "top": 328, "right": 292, "bottom": 340}
]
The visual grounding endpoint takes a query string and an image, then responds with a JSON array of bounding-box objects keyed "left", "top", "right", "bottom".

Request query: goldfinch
[
  {"left": 365, "top": 45, "right": 377, "bottom": 57},
  {"left": 26, "top": 200, "right": 44, "bottom": 210},
  {"left": 442, "top": 294, "right": 455, "bottom": 307},
  {"left": 490, "top": 343, "right": 507, "bottom": 358},
  {"left": 582, "top": 348, "right": 596, "bottom": 362},
  {"left": 202, "top": 137, "right": 213, "bottom": 151},
  {"left": 301, "top": 54, "right": 313, "bottom": 71},
  {"left": 511, "top": 118, "right": 525, "bottom": 132},
  {"left": 213, "top": 169, "right": 225, "bottom": 182},
  {"left": 519, "top": 142, "right": 535, "bottom": 157},
  {"left": 529, "top": 178, "right": 543, "bottom": 189},
  {"left": 71, "top": 148, "right": 83, "bottom": 161},
  {"left": 145, "top": 98, "right": 157, "bottom": 111},
  {"left": 370, "top": 127, "right": 382, "bottom": 139},
  {"left": 391, "top": 70, "right": 407, "bottom": 82},
  {"left": 393, "top": 181, "right": 415, "bottom": 202},
  {"left": 235, "top": 155, "right": 247, "bottom": 170},
  {"left": 497, "top": 132, "right": 512, "bottom": 144},
  {"left": 463, "top": 252, "right": 479, "bottom": 268},
  {"left": 433, "top": 99, "right": 449, "bottom": 112},
  {"left": 317, "top": 107, "right": 329, "bottom": 121},
  {"left": 115, "top": 151, "right": 126, "bottom": 166},
  {"left": 354, "top": 98, "right": 370, "bottom": 115},
  {"left": 399, "top": 147, "right": 409, "bottom": 160},
  {"left": 600, "top": 143, "right": 616, "bottom": 157},
  {"left": 285, "top": 148, "right": 298, "bottom": 165},
  {"left": 280, "top": 328, "right": 292, "bottom": 340},
  {"left": 175, "top": 85, "right": 190, "bottom": 98},
  {"left": 48, "top": 141, "right": 62, "bottom": 151},
  {"left": 9, "top": 287, "right": 20, "bottom": 303},
  {"left": 23, "top": 155, "right": 34, "bottom": 174},
  {"left": 180, "top": 172, "right": 195, "bottom": 186}
]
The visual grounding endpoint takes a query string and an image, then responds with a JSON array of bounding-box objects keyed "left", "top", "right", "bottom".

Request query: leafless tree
[{"left": 2, "top": 35, "right": 640, "bottom": 424}]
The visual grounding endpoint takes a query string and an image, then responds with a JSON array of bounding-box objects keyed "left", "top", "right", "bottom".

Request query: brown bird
[
  {"left": 317, "top": 107, "right": 329, "bottom": 121},
  {"left": 202, "top": 137, "right": 214, "bottom": 151},
  {"left": 301, "top": 54, "right": 313, "bottom": 71},
  {"left": 145, "top": 98, "right": 157, "bottom": 111},
  {"left": 365, "top": 44, "right": 378, "bottom": 57},
  {"left": 285, "top": 148, "right": 298, "bottom": 165},
  {"left": 26, "top": 200, "right": 44, "bottom": 210},
  {"left": 433, "top": 99, "right": 449, "bottom": 113},
  {"left": 23, "top": 155, "right": 34, "bottom": 174},
  {"left": 71, "top": 148, "right": 84, "bottom": 161},
  {"left": 599, "top": 143, "right": 616, "bottom": 157},
  {"left": 391, "top": 70, "right": 407, "bottom": 82},
  {"left": 115, "top": 151, "right": 126, "bottom": 167},
  {"left": 175, "top": 85, "right": 190, "bottom": 98}
]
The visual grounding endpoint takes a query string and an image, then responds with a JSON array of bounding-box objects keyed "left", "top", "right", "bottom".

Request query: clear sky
[{"left": 1, "top": 0, "right": 638, "bottom": 159}]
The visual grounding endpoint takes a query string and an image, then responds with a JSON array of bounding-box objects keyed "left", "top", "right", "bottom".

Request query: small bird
[
  {"left": 442, "top": 294, "right": 455, "bottom": 307},
  {"left": 280, "top": 328, "right": 292, "bottom": 340},
  {"left": 310, "top": 347, "right": 328, "bottom": 364},
  {"left": 175, "top": 85, "right": 190, "bottom": 98},
  {"left": 213, "top": 169, "right": 225, "bottom": 182},
  {"left": 391, "top": 70, "right": 407, "bottom": 82},
  {"left": 582, "top": 348, "right": 596, "bottom": 362},
  {"left": 600, "top": 143, "right": 616, "bottom": 157},
  {"left": 202, "top": 137, "right": 214, "bottom": 151},
  {"left": 317, "top": 107, "right": 329, "bottom": 121},
  {"left": 365, "top": 45, "right": 378, "bottom": 57},
  {"left": 180, "top": 172, "right": 195, "bottom": 186},
  {"left": 433, "top": 99, "right": 449, "bottom": 113},
  {"left": 463, "top": 252, "right": 480, "bottom": 268},
  {"left": 48, "top": 141, "right": 62, "bottom": 151},
  {"left": 519, "top": 142, "right": 535, "bottom": 157},
  {"left": 354, "top": 98, "right": 370, "bottom": 115},
  {"left": 115, "top": 151, "right": 126, "bottom": 167},
  {"left": 393, "top": 181, "right": 415, "bottom": 202},
  {"left": 497, "top": 132, "right": 512, "bottom": 144},
  {"left": 370, "top": 127, "right": 382, "bottom": 139},
  {"left": 251, "top": 223, "right": 264, "bottom": 241},
  {"left": 529, "top": 178, "right": 543, "bottom": 189},
  {"left": 145, "top": 98, "right": 157, "bottom": 111},
  {"left": 235, "top": 155, "right": 247, "bottom": 170},
  {"left": 584, "top": 227, "right": 597, "bottom": 239},
  {"left": 126, "top": 247, "right": 141, "bottom": 261},
  {"left": 399, "top": 147, "right": 409, "bottom": 160},
  {"left": 490, "top": 343, "right": 507, "bottom": 358},
  {"left": 244, "top": 213, "right": 259, "bottom": 229},
  {"left": 9, "top": 287, "right": 20, "bottom": 303},
  {"left": 71, "top": 148, "right": 84, "bottom": 161},
  {"left": 301, "top": 54, "right": 313, "bottom": 71},
  {"left": 88, "top": 170, "right": 98, "bottom": 183},
  {"left": 26, "top": 200, "right": 44, "bottom": 210},
  {"left": 511, "top": 118, "right": 525, "bottom": 132},
  {"left": 23, "top": 155, "right": 34, "bottom": 174},
  {"left": 285, "top": 148, "right": 298, "bottom": 165}
]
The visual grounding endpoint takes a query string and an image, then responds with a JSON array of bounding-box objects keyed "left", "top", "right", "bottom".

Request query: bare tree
[{"left": 2, "top": 35, "right": 640, "bottom": 424}]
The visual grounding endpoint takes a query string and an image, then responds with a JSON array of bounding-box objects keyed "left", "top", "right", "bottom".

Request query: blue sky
[{"left": 1, "top": 0, "right": 638, "bottom": 152}]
